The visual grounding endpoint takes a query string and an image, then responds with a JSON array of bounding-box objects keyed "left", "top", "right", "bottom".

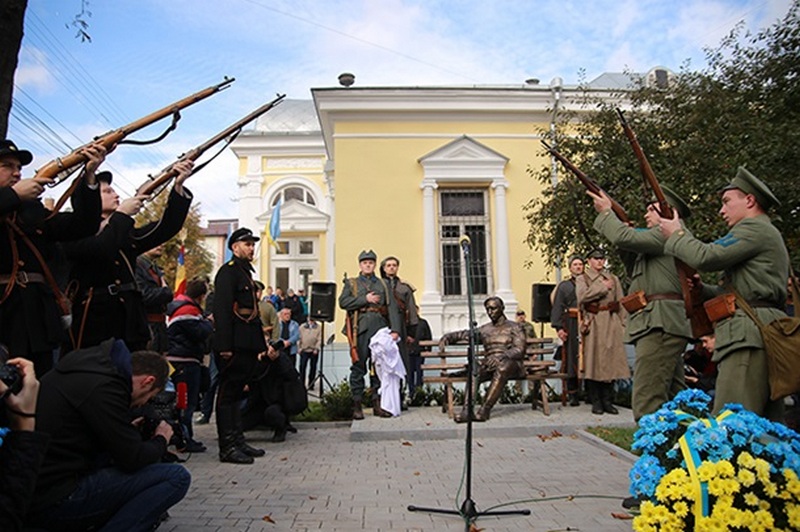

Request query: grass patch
[{"left": 586, "top": 426, "right": 638, "bottom": 454}]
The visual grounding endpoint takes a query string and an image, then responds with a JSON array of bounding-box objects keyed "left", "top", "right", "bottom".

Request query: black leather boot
[
  {"left": 233, "top": 407, "right": 265, "bottom": 457},
  {"left": 602, "top": 382, "right": 619, "bottom": 415},
  {"left": 217, "top": 406, "right": 254, "bottom": 464},
  {"left": 588, "top": 380, "right": 604, "bottom": 415}
]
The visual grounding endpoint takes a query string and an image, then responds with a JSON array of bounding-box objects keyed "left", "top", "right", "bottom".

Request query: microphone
[
  {"left": 459, "top": 234, "right": 471, "bottom": 252},
  {"left": 176, "top": 381, "right": 188, "bottom": 410}
]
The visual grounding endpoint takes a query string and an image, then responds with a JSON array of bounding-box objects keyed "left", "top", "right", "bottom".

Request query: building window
[
  {"left": 271, "top": 185, "right": 316, "bottom": 207},
  {"left": 275, "top": 241, "right": 289, "bottom": 255},
  {"left": 439, "top": 190, "right": 491, "bottom": 296},
  {"left": 299, "top": 241, "right": 314, "bottom": 255}
]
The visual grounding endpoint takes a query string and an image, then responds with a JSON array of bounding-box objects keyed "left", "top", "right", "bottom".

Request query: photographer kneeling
[
  {"left": 242, "top": 341, "right": 307, "bottom": 443},
  {"left": 0, "top": 352, "right": 49, "bottom": 532},
  {"left": 26, "top": 340, "right": 191, "bottom": 531}
]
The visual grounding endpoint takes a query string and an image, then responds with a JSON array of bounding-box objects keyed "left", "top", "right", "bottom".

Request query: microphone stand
[
  {"left": 308, "top": 324, "right": 335, "bottom": 398},
  {"left": 408, "top": 237, "right": 530, "bottom": 530}
]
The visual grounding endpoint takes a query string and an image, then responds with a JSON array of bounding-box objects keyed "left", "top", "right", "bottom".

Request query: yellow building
[{"left": 229, "top": 72, "right": 644, "bottom": 344}]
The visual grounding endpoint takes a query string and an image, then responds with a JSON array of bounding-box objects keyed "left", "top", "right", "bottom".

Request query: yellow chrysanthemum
[
  {"left": 738, "top": 468, "right": 756, "bottom": 487},
  {"left": 673, "top": 500, "right": 689, "bottom": 517},
  {"left": 786, "top": 503, "right": 800, "bottom": 528},
  {"left": 737, "top": 451, "right": 756, "bottom": 469},
  {"left": 744, "top": 492, "right": 760, "bottom": 507}
]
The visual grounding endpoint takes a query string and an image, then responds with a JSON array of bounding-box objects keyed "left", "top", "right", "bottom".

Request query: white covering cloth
[{"left": 369, "top": 327, "right": 406, "bottom": 417}]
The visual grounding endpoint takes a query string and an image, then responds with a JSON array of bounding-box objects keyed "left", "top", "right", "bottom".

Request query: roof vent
[
  {"left": 338, "top": 72, "right": 355, "bottom": 87},
  {"left": 525, "top": 78, "right": 540, "bottom": 86}
]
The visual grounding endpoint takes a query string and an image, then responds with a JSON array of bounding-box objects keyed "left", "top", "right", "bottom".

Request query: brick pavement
[{"left": 162, "top": 403, "right": 637, "bottom": 531}]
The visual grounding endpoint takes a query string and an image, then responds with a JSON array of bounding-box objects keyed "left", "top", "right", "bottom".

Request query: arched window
[{"left": 271, "top": 186, "right": 316, "bottom": 207}]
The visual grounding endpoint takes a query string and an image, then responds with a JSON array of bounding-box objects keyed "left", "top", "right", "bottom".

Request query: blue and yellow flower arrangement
[{"left": 629, "top": 389, "right": 800, "bottom": 531}]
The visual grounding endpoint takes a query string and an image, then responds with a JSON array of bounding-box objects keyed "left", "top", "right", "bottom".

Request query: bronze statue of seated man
[{"left": 439, "top": 296, "right": 526, "bottom": 422}]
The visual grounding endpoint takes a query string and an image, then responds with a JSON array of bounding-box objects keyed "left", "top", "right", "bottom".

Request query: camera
[
  {"left": 269, "top": 339, "right": 285, "bottom": 351},
  {"left": 139, "top": 389, "right": 187, "bottom": 451},
  {"left": 0, "top": 364, "right": 22, "bottom": 397},
  {"left": 0, "top": 344, "right": 22, "bottom": 397}
]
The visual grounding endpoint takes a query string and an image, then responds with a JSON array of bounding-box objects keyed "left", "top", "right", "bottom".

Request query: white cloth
[{"left": 369, "top": 327, "right": 406, "bottom": 417}]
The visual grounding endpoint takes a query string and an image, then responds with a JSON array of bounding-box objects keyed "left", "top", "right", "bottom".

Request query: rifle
[
  {"left": 541, "top": 140, "right": 630, "bottom": 224},
  {"left": 37, "top": 78, "right": 235, "bottom": 186},
  {"left": 342, "top": 273, "right": 360, "bottom": 364},
  {"left": 137, "top": 93, "right": 286, "bottom": 198},
  {"left": 615, "top": 108, "right": 713, "bottom": 338}
]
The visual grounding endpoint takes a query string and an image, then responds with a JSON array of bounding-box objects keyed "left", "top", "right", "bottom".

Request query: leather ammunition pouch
[
  {"left": 620, "top": 291, "right": 647, "bottom": 313},
  {"left": 704, "top": 293, "right": 736, "bottom": 323}
]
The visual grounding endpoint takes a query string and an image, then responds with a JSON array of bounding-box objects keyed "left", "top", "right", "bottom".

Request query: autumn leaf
[
  {"left": 402, "top": 441, "right": 413, "bottom": 446},
  {"left": 611, "top": 512, "right": 633, "bottom": 520},
  {"left": 468, "top": 523, "right": 484, "bottom": 532},
  {"left": 413, "top": 471, "right": 421, "bottom": 476},
  {"left": 262, "top": 514, "right": 276, "bottom": 523}
]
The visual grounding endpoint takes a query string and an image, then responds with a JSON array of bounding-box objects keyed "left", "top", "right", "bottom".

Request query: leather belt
[
  {"left": 0, "top": 271, "right": 46, "bottom": 286},
  {"left": 147, "top": 313, "right": 166, "bottom": 323},
  {"left": 584, "top": 301, "right": 620, "bottom": 314},
  {"left": 747, "top": 300, "right": 782, "bottom": 309},
  {"left": 363, "top": 305, "right": 388, "bottom": 315},
  {"left": 646, "top": 293, "right": 683, "bottom": 302}
]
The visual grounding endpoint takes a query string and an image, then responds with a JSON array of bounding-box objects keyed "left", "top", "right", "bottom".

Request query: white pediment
[
  {"left": 418, "top": 135, "right": 508, "bottom": 182},
  {"left": 256, "top": 199, "right": 330, "bottom": 233}
]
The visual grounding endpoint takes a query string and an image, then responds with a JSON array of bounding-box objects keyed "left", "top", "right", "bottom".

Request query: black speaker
[
  {"left": 310, "top": 282, "right": 337, "bottom": 322},
  {"left": 531, "top": 283, "right": 556, "bottom": 323}
]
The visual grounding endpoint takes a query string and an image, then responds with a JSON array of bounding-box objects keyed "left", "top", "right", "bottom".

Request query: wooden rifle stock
[
  {"left": 541, "top": 140, "right": 630, "bottom": 224},
  {"left": 344, "top": 311, "right": 359, "bottom": 364},
  {"left": 615, "top": 108, "right": 713, "bottom": 338},
  {"left": 138, "top": 93, "right": 286, "bottom": 198},
  {"left": 36, "top": 77, "right": 235, "bottom": 186}
]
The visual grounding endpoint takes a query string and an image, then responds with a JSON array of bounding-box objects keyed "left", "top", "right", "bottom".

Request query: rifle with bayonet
[
  {"left": 138, "top": 93, "right": 286, "bottom": 198},
  {"left": 541, "top": 140, "right": 630, "bottom": 224},
  {"left": 615, "top": 108, "right": 713, "bottom": 338}
]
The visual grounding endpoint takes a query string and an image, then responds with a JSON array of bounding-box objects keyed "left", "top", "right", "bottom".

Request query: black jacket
[
  {"left": 63, "top": 187, "right": 191, "bottom": 350},
  {"left": 212, "top": 256, "right": 266, "bottom": 353},
  {"left": 166, "top": 295, "right": 213, "bottom": 362},
  {"left": 30, "top": 339, "right": 168, "bottom": 513},
  {"left": 0, "top": 429, "right": 49, "bottom": 531},
  {"left": 0, "top": 181, "right": 101, "bottom": 361}
]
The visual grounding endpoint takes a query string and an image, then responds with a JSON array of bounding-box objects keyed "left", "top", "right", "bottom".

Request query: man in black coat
[
  {"left": 26, "top": 341, "right": 191, "bottom": 531},
  {"left": 213, "top": 227, "right": 267, "bottom": 464},
  {"left": 0, "top": 140, "right": 104, "bottom": 374},
  {"left": 62, "top": 162, "right": 193, "bottom": 352}
]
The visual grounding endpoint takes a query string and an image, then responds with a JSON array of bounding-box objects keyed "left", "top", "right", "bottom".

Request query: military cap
[
  {"left": 0, "top": 140, "right": 33, "bottom": 166},
  {"left": 587, "top": 248, "right": 606, "bottom": 259},
  {"left": 649, "top": 185, "right": 691, "bottom": 219},
  {"left": 227, "top": 227, "right": 260, "bottom": 249},
  {"left": 96, "top": 171, "right": 113, "bottom": 185},
  {"left": 358, "top": 249, "right": 377, "bottom": 262},
  {"left": 721, "top": 166, "right": 780, "bottom": 209}
]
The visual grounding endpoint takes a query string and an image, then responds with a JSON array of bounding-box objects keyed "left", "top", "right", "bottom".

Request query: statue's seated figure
[{"left": 439, "top": 296, "right": 526, "bottom": 422}]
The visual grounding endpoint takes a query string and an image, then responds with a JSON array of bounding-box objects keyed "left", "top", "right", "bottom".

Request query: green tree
[
  {"left": 525, "top": 1, "right": 800, "bottom": 279},
  {"left": 135, "top": 192, "right": 214, "bottom": 289}
]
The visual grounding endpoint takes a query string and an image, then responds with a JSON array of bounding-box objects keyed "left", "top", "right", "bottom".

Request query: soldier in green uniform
[
  {"left": 339, "top": 250, "right": 403, "bottom": 420},
  {"left": 588, "top": 187, "right": 693, "bottom": 421},
  {"left": 657, "top": 167, "right": 788, "bottom": 421}
]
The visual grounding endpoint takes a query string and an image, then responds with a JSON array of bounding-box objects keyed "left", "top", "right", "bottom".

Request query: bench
[{"left": 419, "top": 337, "right": 568, "bottom": 417}]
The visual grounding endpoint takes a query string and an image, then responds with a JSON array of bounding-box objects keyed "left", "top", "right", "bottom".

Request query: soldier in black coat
[
  {"left": 62, "top": 162, "right": 193, "bottom": 352},
  {"left": 135, "top": 245, "right": 173, "bottom": 354},
  {"left": 0, "top": 140, "right": 104, "bottom": 374},
  {"left": 212, "top": 227, "right": 268, "bottom": 464}
]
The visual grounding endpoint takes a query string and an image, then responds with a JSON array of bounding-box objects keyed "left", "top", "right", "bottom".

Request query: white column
[
  {"left": 239, "top": 154, "right": 263, "bottom": 271},
  {"left": 492, "top": 179, "right": 516, "bottom": 306},
  {"left": 419, "top": 179, "right": 444, "bottom": 333},
  {"left": 324, "top": 160, "right": 336, "bottom": 280}
]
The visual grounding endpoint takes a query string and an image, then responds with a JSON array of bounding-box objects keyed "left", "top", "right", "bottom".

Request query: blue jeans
[
  {"left": 171, "top": 362, "right": 201, "bottom": 440},
  {"left": 32, "top": 463, "right": 190, "bottom": 532}
]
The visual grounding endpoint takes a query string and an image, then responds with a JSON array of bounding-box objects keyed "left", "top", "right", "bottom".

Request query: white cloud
[{"left": 15, "top": 47, "right": 55, "bottom": 92}]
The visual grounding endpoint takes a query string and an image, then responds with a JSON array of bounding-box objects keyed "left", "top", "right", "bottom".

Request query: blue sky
[{"left": 9, "top": 0, "right": 792, "bottom": 221}]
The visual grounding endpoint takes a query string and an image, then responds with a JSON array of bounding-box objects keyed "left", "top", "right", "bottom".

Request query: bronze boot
[{"left": 474, "top": 378, "right": 504, "bottom": 422}]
